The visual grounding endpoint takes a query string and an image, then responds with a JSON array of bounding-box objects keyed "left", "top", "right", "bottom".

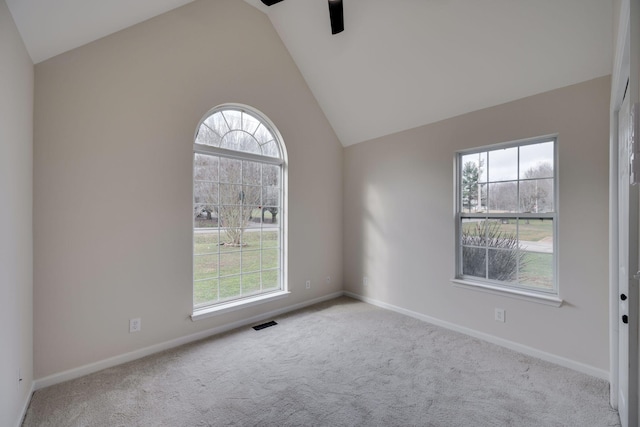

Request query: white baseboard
[
  {"left": 344, "top": 291, "right": 609, "bottom": 381},
  {"left": 34, "top": 292, "right": 344, "bottom": 390},
  {"left": 16, "top": 381, "right": 34, "bottom": 427},
  {"left": 33, "top": 290, "right": 607, "bottom": 392}
]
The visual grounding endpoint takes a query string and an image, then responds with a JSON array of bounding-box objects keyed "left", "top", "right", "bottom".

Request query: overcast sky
[{"left": 461, "top": 140, "right": 554, "bottom": 182}]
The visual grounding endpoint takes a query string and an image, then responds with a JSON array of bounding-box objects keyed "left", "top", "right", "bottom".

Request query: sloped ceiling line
[{"left": 6, "top": 0, "right": 613, "bottom": 147}]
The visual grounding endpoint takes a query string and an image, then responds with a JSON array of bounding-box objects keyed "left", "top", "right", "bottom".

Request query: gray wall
[
  {"left": 0, "top": 1, "right": 34, "bottom": 425},
  {"left": 343, "top": 77, "right": 611, "bottom": 372},
  {"left": 34, "top": 0, "right": 343, "bottom": 379}
]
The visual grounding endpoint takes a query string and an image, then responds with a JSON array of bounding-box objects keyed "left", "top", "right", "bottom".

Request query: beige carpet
[{"left": 24, "top": 297, "right": 620, "bottom": 426}]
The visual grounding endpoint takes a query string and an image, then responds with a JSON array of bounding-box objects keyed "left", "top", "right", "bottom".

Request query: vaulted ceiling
[{"left": 6, "top": 0, "right": 613, "bottom": 146}]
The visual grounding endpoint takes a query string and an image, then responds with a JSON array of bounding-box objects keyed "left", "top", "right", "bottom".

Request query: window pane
[
  {"left": 462, "top": 246, "right": 486, "bottom": 278},
  {"left": 204, "top": 112, "right": 229, "bottom": 134},
  {"left": 222, "top": 110, "right": 241, "bottom": 128},
  {"left": 460, "top": 156, "right": 481, "bottom": 212},
  {"left": 243, "top": 229, "right": 261, "bottom": 246},
  {"left": 242, "top": 250, "right": 261, "bottom": 274},
  {"left": 219, "top": 185, "right": 244, "bottom": 206},
  {"left": 461, "top": 218, "right": 485, "bottom": 247},
  {"left": 518, "top": 218, "right": 553, "bottom": 247},
  {"left": 246, "top": 208, "right": 262, "bottom": 228},
  {"left": 520, "top": 252, "right": 553, "bottom": 290},
  {"left": 262, "top": 249, "right": 279, "bottom": 270},
  {"left": 241, "top": 112, "right": 261, "bottom": 134},
  {"left": 262, "top": 230, "right": 279, "bottom": 248},
  {"left": 488, "top": 147, "right": 518, "bottom": 182},
  {"left": 261, "top": 141, "right": 280, "bottom": 158},
  {"left": 193, "top": 254, "right": 218, "bottom": 281},
  {"left": 242, "top": 185, "right": 261, "bottom": 206},
  {"left": 262, "top": 269, "right": 279, "bottom": 291},
  {"left": 518, "top": 218, "right": 553, "bottom": 251},
  {"left": 262, "top": 164, "right": 280, "bottom": 186},
  {"left": 261, "top": 208, "right": 278, "bottom": 225},
  {"left": 242, "top": 273, "right": 262, "bottom": 295},
  {"left": 219, "top": 216, "right": 244, "bottom": 245},
  {"left": 263, "top": 187, "right": 280, "bottom": 208},
  {"left": 488, "top": 182, "right": 517, "bottom": 212},
  {"left": 219, "top": 157, "right": 241, "bottom": 183},
  {"left": 195, "top": 118, "right": 221, "bottom": 147},
  {"left": 194, "top": 154, "right": 218, "bottom": 181},
  {"left": 254, "top": 123, "right": 274, "bottom": 145},
  {"left": 243, "top": 161, "right": 261, "bottom": 185},
  {"left": 194, "top": 231, "right": 219, "bottom": 255},
  {"left": 519, "top": 141, "right": 554, "bottom": 179},
  {"left": 519, "top": 179, "right": 553, "bottom": 213},
  {"left": 219, "top": 276, "right": 241, "bottom": 301},
  {"left": 220, "top": 130, "right": 261, "bottom": 155},
  {"left": 194, "top": 278, "right": 218, "bottom": 305},
  {"left": 219, "top": 252, "right": 241, "bottom": 277},
  {"left": 478, "top": 152, "right": 487, "bottom": 183},
  {"left": 194, "top": 182, "right": 218, "bottom": 205},
  {"left": 486, "top": 219, "right": 518, "bottom": 249},
  {"left": 487, "top": 248, "right": 519, "bottom": 282},
  {"left": 194, "top": 205, "right": 218, "bottom": 227}
]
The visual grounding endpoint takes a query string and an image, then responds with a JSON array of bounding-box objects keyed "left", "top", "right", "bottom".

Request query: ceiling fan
[{"left": 260, "top": 0, "right": 344, "bottom": 35}]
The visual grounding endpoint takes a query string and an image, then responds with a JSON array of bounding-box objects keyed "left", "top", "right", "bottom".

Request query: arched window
[{"left": 192, "top": 105, "right": 287, "bottom": 315}]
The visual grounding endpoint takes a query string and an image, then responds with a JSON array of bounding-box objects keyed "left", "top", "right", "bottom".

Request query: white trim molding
[
  {"left": 192, "top": 290, "right": 290, "bottom": 321},
  {"left": 451, "top": 279, "right": 563, "bottom": 307},
  {"left": 16, "top": 381, "right": 34, "bottom": 427}
]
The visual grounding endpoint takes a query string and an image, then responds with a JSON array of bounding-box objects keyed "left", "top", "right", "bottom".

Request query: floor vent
[{"left": 252, "top": 320, "right": 278, "bottom": 331}]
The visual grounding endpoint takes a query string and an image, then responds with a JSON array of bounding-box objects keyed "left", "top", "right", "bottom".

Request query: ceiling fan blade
[
  {"left": 328, "top": 0, "right": 344, "bottom": 35},
  {"left": 261, "top": 0, "right": 284, "bottom": 6}
]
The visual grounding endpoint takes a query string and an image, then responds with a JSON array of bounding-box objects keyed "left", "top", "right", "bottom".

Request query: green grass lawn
[
  {"left": 461, "top": 219, "right": 552, "bottom": 241},
  {"left": 193, "top": 229, "right": 280, "bottom": 305},
  {"left": 462, "top": 219, "right": 554, "bottom": 289},
  {"left": 520, "top": 252, "right": 553, "bottom": 289}
]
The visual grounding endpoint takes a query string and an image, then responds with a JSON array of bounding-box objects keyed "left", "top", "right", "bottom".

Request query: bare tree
[
  {"left": 520, "top": 162, "right": 553, "bottom": 213},
  {"left": 219, "top": 159, "right": 261, "bottom": 246},
  {"left": 194, "top": 110, "right": 281, "bottom": 246},
  {"left": 261, "top": 164, "right": 279, "bottom": 223},
  {"left": 194, "top": 154, "right": 219, "bottom": 225}
]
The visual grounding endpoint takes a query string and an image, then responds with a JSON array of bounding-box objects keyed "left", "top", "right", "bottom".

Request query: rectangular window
[{"left": 456, "top": 137, "right": 557, "bottom": 295}]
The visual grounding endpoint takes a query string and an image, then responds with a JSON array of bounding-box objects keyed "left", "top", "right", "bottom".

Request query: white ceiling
[{"left": 7, "top": 0, "right": 613, "bottom": 147}]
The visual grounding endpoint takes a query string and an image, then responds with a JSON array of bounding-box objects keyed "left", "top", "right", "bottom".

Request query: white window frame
[
  {"left": 452, "top": 135, "right": 562, "bottom": 307},
  {"left": 191, "top": 104, "right": 288, "bottom": 320}
]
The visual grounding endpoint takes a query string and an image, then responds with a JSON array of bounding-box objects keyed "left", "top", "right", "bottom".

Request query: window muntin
[
  {"left": 457, "top": 138, "right": 557, "bottom": 294},
  {"left": 195, "top": 109, "right": 281, "bottom": 159},
  {"left": 193, "top": 106, "right": 284, "bottom": 309}
]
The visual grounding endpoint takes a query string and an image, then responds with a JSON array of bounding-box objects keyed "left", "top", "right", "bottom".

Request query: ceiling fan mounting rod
[
  {"left": 260, "top": 0, "right": 344, "bottom": 35},
  {"left": 328, "top": 0, "right": 344, "bottom": 35}
]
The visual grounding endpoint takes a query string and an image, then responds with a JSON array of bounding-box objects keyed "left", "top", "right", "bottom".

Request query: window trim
[
  {"left": 453, "top": 134, "right": 561, "bottom": 304},
  {"left": 192, "top": 104, "right": 288, "bottom": 318}
]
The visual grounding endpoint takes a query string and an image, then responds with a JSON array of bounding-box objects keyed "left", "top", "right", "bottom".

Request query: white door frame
[{"left": 610, "top": 0, "right": 639, "bottom": 420}]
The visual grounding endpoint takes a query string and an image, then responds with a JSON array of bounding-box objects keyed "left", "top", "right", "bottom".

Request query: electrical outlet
[
  {"left": 495, "top": 308, "right": 505, "bottom": 323},
  {"left": 305, "top": 280, "right": 311, "bottom": 289},
  {"left": 326, "top": 276, "right": 332, "bottom": 284},
  {"left": 129, "top": 318, "right": 142, "bottom": 333},
  {"left": 363, "top": 276, "right": 369, "bottom": 286}
]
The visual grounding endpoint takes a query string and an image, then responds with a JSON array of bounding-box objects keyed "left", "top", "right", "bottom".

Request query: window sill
[
  {"left": 191, "top": 290, "right": 291, "bottom": 321},
  {"left": 451, "top": 279, "right": 563, "bottom": 307}
]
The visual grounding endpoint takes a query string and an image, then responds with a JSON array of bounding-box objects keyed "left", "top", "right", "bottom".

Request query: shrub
[{"left": 462, "top": 221, "right": 526, "bottom": 282}]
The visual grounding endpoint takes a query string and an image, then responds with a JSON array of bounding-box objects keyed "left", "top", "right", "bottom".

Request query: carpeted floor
[{"left": 24, "top": 297, "right": 621, "bottom": 426}]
